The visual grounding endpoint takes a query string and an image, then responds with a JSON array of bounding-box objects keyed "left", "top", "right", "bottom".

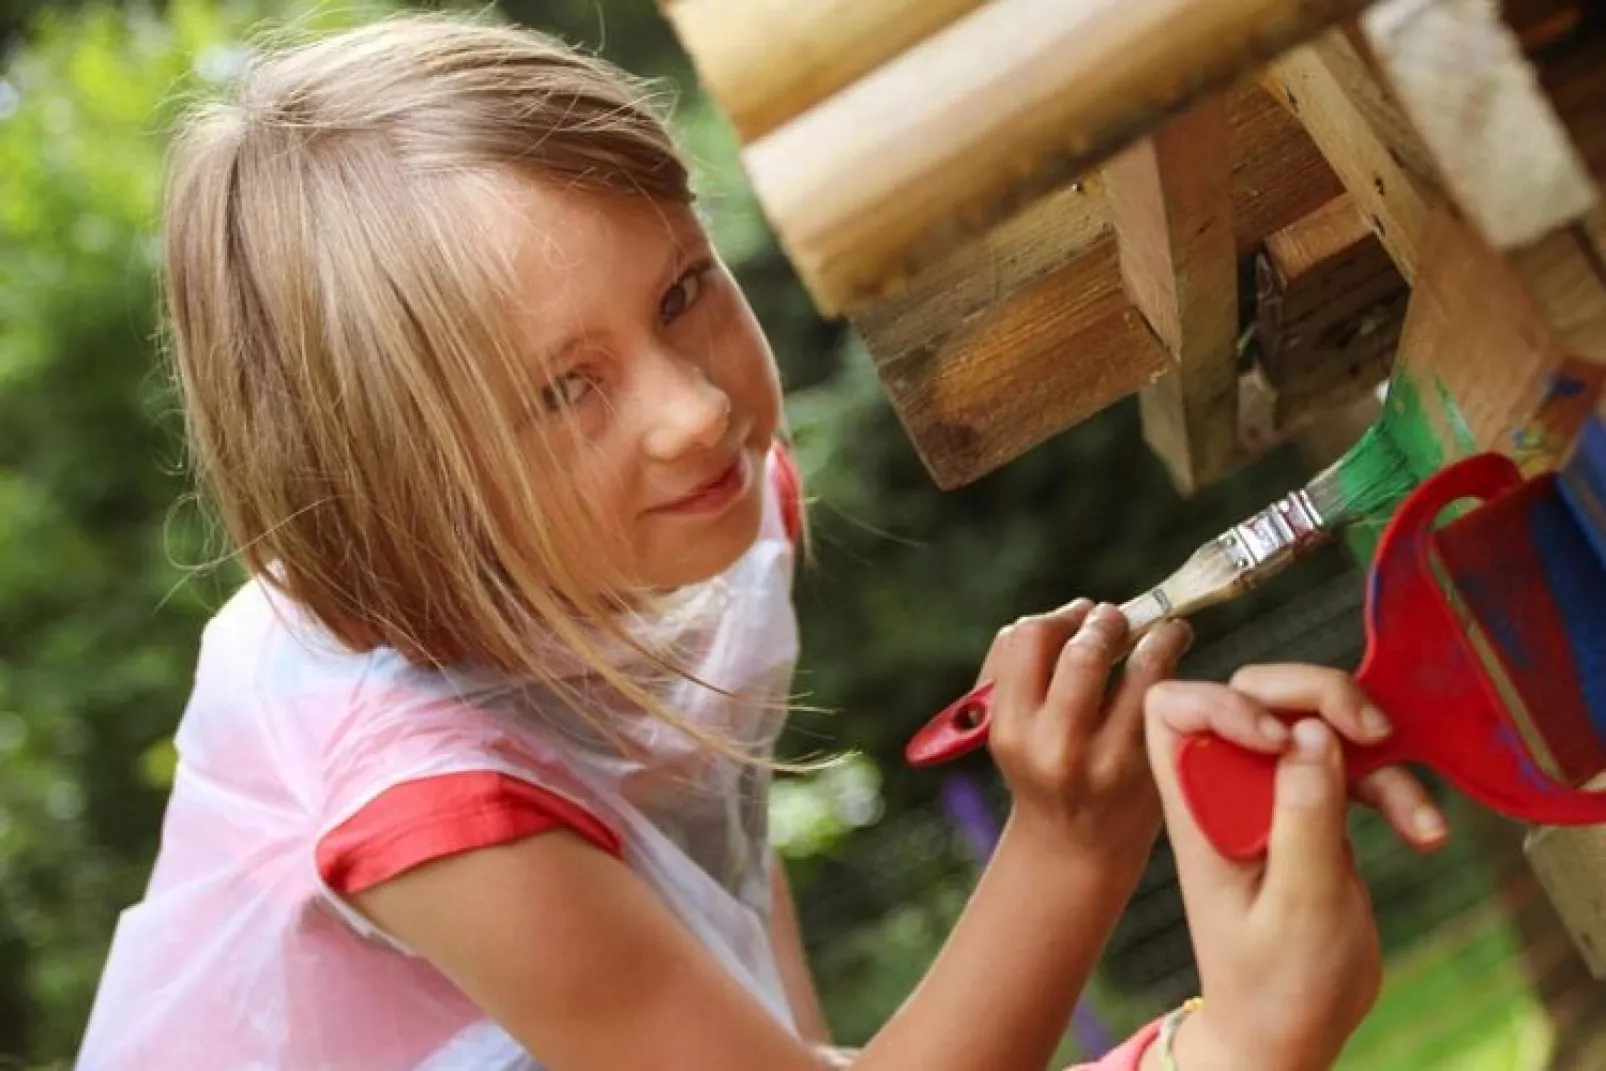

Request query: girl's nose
[{"left": 640, "top": 352, "right": 732, "bottom": 460}]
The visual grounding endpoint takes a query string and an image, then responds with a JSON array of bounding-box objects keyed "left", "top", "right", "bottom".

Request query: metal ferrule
[{"left": 1216, "top": 488, "right": 1327, "bottom": 580}]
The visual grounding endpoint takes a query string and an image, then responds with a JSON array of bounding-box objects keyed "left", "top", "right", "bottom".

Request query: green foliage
[
  {"left": 0, "top": 0, "right": 1343, "bottom": 1059},
  {"left": 0, "top": 0, "right": 398, "bottom": 1056}
]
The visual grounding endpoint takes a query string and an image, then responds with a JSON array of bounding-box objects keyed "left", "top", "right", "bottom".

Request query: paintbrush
[
  {"left": 905, "top": 391, "right": 1419, "bottom": 767},
  {"left": 1118, "top": 409, "right": 1416, "bottom": 637}
]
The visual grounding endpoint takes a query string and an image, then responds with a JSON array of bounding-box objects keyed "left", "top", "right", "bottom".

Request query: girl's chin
[{"left": 639, "top": 484, "right": 764, "bottom": 590}]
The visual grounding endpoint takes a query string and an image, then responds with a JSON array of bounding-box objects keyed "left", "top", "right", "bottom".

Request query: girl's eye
[
  {"left": 537, "top": 371, "right": 593, "bottom": 414},
  {"left": 660, "top": 262, "right": 711, "bottom": 323}
]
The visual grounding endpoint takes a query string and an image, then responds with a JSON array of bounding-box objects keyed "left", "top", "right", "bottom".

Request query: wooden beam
[
  {"left": 739, "top": 0, "right": 1372, "bottom": 315},
  {"left": 1105, "top": 98, "right": 1242, "bottom": 495},
  {"left": 876, "top": 240, "right": 1167, "bottom": 490},
  {"left": 1254, "top": 192, "right": 1405, "bottom": 426},
  {"left": 1512, "top": 1, "right": 1606, "bottom": 181},
  {"left": 849, "top": 82, "right": 1341, "bottom": 490},
  {"left": 657, "top": 0, "right": 988, "bottom": 142},
  {"left": 853, "top": 81, "right": 1342, "bottom": 367},
  {"left": 1260, "top": 31, "right": 1440, "bottom": 283},
  {"left": 1359, "top": 0, "right": 1597, "bottom": 250}
]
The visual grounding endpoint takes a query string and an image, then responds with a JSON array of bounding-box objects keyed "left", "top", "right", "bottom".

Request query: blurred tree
[{"left": 0, "top": 0, "right": 1332, "bottom": 1059}]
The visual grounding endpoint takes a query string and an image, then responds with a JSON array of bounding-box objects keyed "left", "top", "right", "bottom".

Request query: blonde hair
[{"left": 165, "top": 13, "right": 786, "bottom": 760}]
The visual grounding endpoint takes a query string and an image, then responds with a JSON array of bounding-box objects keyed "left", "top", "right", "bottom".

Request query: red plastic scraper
[{"left": 1177, "top": 451, "right": 1606, "bottom": 860}]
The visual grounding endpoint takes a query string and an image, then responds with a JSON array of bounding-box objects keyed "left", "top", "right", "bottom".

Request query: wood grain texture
[
  {"left": 1360, "top": 0, "right": 1596, "bottom": 250},
  {"left": 876, "top": 239, "right": 1167, "bottom": 490},
  {"left": 1106, "top": 98, "right": 1242, "bottom": 495},
  {"left": 1261, "top": 31, "right": 1441, "bottom": 283},
  {"left": 1255, "top": 192, "right": 1405, "bottom": 424},
  {"left": 657, "top": 0, "right": 987, "bottom": 142},
  {"left": 740, "top": 0, "right": 1370, "bottom": 315},
  {"left": 849, "top": 82, "right": 1341, "bottom": 489}
]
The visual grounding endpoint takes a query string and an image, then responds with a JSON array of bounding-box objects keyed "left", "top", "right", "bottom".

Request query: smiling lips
[{"left": 653, "top": 453, "right": 747, "bottom": 516}]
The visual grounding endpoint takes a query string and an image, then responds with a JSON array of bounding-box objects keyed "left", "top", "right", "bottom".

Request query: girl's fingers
[
  {"left": 1098, "top": 619, "right": 1192, "bottom": 762},
  {"left": 1228, "top": 664, "right": 1393, "bottom": 747},
  {"left": 1261, "top": 720, "right": 1356, "bottom": 919},
  {"left": 1144, "top": 700, "right": 1259, "bottom": 913},
  {"left": 1040, "top": 603, "right": 1129, "bottom": 738},
  {"left": 1144, "top": 680, "right": 1292, "bottom": 754},
  {"left": 982, "top": 601, "right": 1093, "bottom": 755},
  {"left": 1353, "top": 766, "right": 1449, "bottom": 852}
]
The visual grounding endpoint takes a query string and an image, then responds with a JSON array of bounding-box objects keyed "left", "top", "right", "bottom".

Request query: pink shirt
[{"left": 78, "top": 444, "right": 1160, "bottom": 1069}]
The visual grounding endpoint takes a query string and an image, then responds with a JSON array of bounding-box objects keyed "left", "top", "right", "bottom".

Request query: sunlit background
[{"left": 0, "top": 0, "right": 1599, "bottom": 1065}]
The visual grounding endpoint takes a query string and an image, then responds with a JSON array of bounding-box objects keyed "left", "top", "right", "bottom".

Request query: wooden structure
[{"left": 660, "top": 0, "right": 1606, "bottom": 972}]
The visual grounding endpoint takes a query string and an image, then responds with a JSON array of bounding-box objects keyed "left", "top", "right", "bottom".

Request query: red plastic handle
[
  {"left": 1175, "top": 726, "right": 1401, "bottom": 860},
  {"left": 1173, "top": 452, "right": 1605, "bottom": 861},
  {"left": 905, "top": 682, "right": 994, "bottom": 766}
]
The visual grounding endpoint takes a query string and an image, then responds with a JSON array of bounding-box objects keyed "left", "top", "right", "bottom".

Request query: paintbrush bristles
[{"left": 1306, "top": 418, "right": 1417, "bottom": 528}]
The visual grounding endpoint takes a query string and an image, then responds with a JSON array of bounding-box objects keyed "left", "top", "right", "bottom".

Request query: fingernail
[
  {"left": 1292, "top": 718, "right": 1329, "bottom": 759},
  {"left": 1414, "top": 805, "right": 1447, "bottom": 842},
  {"left": 1361, "top": 704, "right": 1392, "bottom": 740},
  {"left": 1090, "top": 602, "right": 1121, "bottom": 624},
  {"left": 1258, "top": 715, "right": 1290, "bottom": 744}
]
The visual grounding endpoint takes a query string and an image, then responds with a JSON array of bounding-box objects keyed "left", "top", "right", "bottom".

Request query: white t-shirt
[{"left": 78, "top": 448, "right": 803, "bottom": 1069}]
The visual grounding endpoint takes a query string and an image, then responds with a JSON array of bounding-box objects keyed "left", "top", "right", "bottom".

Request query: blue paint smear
[
  {"left": 1458, "top": 570, "right": 1534, "bottom": 674},
  {"left": 1530, "top": 489, "right": 1606, "bottom": 741},
  {"left": 1543, "top": 372, "right": 1589, "bottom": 400},
  {"left": 1496, "top": 723, "right": 1559, "bottom": 795},
  {"left": 1567, "top": 418, "right": 1606, "bottom": 506}
]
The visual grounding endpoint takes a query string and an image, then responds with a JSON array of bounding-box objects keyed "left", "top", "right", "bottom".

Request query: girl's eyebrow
[{"left": 530, "top": 231, "right": 707, "bottom": 369}]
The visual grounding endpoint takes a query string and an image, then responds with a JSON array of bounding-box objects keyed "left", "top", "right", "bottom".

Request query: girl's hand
[
  {"left": 1145, "top": 665, "right": 1449, "bottom": 850},
  {"left": 979, "top": 600, "right": 1192, "bottom": 870},
  {"left": 1140, "top": 679, "right": 1397, "bottom": 1071}
]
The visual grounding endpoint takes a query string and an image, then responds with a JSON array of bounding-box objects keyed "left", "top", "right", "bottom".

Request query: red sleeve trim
[
  {"left": 1063, "top": 1017, "right": 1164, "bottom": 1070},
  {"left": 770, "top": 441, "right": 803, "bottom": 548},
  {"left": 316, "top": 771, "right": 624, "bottom": 896}
]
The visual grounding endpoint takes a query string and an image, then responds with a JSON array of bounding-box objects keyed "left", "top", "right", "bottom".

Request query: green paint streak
[{"left": 1338, "top": 368, "right": 1478, "bottom": 562}]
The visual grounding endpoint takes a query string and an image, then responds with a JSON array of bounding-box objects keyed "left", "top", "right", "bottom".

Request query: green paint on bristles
[
  {"left": 1307, "top": 397, "right": 1419, "bottom": 529},
  {"left": 1307, "top": 371, "right": 1478, "bottom": 549}
]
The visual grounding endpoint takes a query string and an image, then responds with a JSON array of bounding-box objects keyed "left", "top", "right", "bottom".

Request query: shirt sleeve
[
  {"left": 1063, "top": 1017, "right": 1163, "bottom": 1071},
  {"left": 770, "top": 440, "right": 803, "bottom": 549},
  {"left": 315, "top": 768, "right": 624, "bottom": 896}
]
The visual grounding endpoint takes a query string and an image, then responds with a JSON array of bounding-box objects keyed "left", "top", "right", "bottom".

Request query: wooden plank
[
  {"left": 853, "top": 81, "right": 1341, "bottom": 366},
  {"left": 1105, "top": 98, "right": 1242, "bottom": 495},
  {"left": 849, "top": 180, "right": 1106, "bottom": 363},
  {"left": 876, "top": 239, "right": 1167, "bottom": 490},
  {"left": 849, "top": 81, "right": 1341, "bottom": 489},
  {"left": 1513, "top": 2, "right": 1606, "bottom": 181},
  {"left": 1254, "top": 192, "right": 1406, "bottom": 426},
  {"left": 1359, "top": 0, "right": 1596, "bottom": 250},
  {"left": 739, "top": 0, "right": 1372, "bottom": 315},
  {"left": 1261, "top": 31, "right": 1441, "bottom": 283},
  {"left": 657, "top": 0, "right": 988, "bottom": 142}
]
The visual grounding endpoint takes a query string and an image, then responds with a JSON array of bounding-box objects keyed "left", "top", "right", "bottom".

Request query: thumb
[{"left": 1261, "top": 719, "right": 1352, "bottom": 913}]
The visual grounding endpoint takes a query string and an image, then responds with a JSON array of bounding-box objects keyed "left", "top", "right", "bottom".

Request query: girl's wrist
[
  {"left": 1000, "top": 806, "right": 1156, "bottom": 878},
  {"left": 1140, "top": 1006, "right": 1234, "bottom": 1071}
]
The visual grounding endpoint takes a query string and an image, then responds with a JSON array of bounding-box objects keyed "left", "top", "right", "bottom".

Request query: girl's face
[{"left": 498, "top": 179, "right": 783, "bottom": 594}]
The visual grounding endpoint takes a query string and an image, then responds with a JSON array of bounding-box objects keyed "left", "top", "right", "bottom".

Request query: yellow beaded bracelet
[{"left": 1159, "top": 996, "right": 1204, "bottom": 1070}]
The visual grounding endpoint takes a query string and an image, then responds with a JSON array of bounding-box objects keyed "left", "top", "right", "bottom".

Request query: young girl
[{"left": 79, "top": 14, "right": 1445, "bottom": 1069}]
